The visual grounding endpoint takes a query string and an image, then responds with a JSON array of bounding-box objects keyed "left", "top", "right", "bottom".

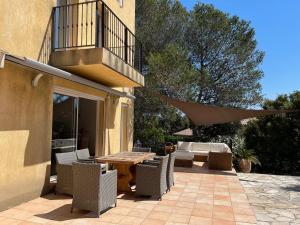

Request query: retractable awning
[
  {"left": 1, "top": 50, "right": 135, "bottom": 99},
  {"left": 159, "top": 94, "right": 294, "bottom": 126}
]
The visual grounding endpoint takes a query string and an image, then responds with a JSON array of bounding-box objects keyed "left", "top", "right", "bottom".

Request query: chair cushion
[
  {"left": 177, "top": 141, "right": 193, "bottom": 151},
  {"left": 56, "top": 151, "right": 77, "bottom": 164},
  {"left": 76, "top": 148, "right": 91, "bottom": 160}
]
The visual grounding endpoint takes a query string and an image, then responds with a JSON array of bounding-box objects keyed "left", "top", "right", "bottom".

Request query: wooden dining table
[{"left": 95, "top": 152, "right": 156, "bottom": 193}]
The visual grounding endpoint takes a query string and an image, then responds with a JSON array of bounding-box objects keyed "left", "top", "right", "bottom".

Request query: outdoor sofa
[{"left": 174, "top": 141, "right": 232, "bottom": 170}]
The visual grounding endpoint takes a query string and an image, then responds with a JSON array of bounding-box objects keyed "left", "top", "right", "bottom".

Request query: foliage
[
  {"left": 186, "top": 3, "right": 264, "bottom": 107},
  {"left": 243, "top": 91, "right": 300, "bottom": 175},
  {"left": 191, "top": 122, "right": 242, "bottom": 143},
  {"left": 136, "top": 0, "right": 188, "bottom": 57},
  {"left": 234, "top": 140, "right": 261, "bottom": 166},
  {"left": 134, "top": 0, "right": 264, "bottom": 148}
]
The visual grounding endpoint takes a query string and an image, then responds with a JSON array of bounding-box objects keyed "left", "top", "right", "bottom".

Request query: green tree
[
  {"left": 186, "top": 3, "right": 264, "bottom": 107},
  {"left": 243, "top": 92, "right": 300, "bottom": 175},
  {"left": 134, "top": 1, "right": 265, "bottom": 147},
  {"left": 136, "top": 0, "right": 188, "bottom": 56}
]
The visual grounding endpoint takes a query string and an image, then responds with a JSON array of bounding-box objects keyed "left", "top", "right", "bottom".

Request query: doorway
[
  {"left": 77, "top": 98, "right": 97, "bottom": 156},
  {"left": 51, "top": 92, "right": 99, "bottom": 175}
]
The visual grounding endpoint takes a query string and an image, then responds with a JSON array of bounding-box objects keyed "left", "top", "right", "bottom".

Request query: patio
[
  {"left": 0, "top": 162, "right": 257, "bottom": 225},
  {"left": 239, "top": 173, "right": 300, "bottom": 224}
]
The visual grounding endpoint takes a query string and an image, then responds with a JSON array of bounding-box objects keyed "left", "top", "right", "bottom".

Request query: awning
[
  {"left": 1, "top": 50, "right": 135, "bottom": 99},
  {"left": 173, "top": 128, "right": 193, "bottom": 136},
  {"left": 159, "top": 94, "right": 294, "bottom": 125}
]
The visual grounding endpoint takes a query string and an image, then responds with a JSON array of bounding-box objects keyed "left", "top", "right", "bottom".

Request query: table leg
[{"left": 113, "top": 163, "right": 134, "bottom": 193}]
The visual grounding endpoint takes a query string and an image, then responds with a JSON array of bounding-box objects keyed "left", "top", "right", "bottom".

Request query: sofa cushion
[
  {"left": 209, "top": 143, "right": 231, "bottom": 153},
  {"left": 193, "top": 151, "right": 209, "bottom": 156},
  {"left": 177, "top": 141, "right": 193, "bottom": 151},
  {"left": 175, "top": 150, "right": 194, "bottom": 160},
  {"left": 192, "top": 142, "right": 231, "bottom": 153},
  {"left": 192, "top": 143, "right": 211, "bottom": 152}
]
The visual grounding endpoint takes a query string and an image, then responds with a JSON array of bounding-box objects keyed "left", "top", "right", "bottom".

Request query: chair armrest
[
  {"left": 153, "top": 156, "right": 162, "bottom": 160},
  {"left": 143, "top": 160, "right": 160, "bottom": 166},
  {"left": 102, "top": 170, "right": 117, "bottom": 185},
  {"left": 77, "top": 159, "right": 95, "bottom": 163},
  {"left": 137, "top": 163, "right": 159, "bottom": 169},
  {"left": 100, "top": 170, "right": 117, "bottom": 202}
]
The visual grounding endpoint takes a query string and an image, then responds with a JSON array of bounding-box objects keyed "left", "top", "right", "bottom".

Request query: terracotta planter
[{"left": 239, "top": 159, "right": 251, "bottom": 173}]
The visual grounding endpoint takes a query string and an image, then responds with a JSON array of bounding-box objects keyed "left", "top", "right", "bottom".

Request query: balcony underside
[{"left": 50, "top": 48, "right": 144, "bottom": 87}]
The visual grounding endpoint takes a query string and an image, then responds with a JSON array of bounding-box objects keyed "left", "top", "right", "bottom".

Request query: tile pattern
[
  {"left": 0, "top": 162, "right": 257, "bottom": 225},
  {"left": 238, "top": 173, "right": 300, "bottom": 225}
]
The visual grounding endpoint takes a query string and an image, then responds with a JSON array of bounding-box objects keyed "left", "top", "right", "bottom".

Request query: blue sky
[{"left": 180, "top": 0, "right": 300, "bottom": 100}]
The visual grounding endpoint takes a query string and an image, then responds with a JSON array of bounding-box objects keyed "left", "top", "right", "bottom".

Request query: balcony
[{"left": 49, "top": 0, "right": 144, "bottom": 87}]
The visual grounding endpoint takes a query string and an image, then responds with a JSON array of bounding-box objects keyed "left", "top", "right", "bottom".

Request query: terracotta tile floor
[{"left": 0, "top": 162, "right": 257, "bottom": 225}]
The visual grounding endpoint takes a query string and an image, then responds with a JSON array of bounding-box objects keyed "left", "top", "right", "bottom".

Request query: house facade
[{"left": 0, "top": 0, "right": 143, "bottom": 211}]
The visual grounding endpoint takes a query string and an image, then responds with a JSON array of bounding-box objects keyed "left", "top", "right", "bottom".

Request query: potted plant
[{"left": 236, "top": 148, "right": 261, "bottom": 173}]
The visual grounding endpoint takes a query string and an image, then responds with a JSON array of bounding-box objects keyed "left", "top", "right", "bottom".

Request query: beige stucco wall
[
  {"left": 0, "top": 0, "right": 56, "bottom": 60},
  {"left": 0, "top": 62, "right": 53, "bottom": 211},
  {"left": 104, "top": 0, "right": 136, "bottom": 32},
  {"left": 0, "top": 0, "right": 136, "bottom": 211}
]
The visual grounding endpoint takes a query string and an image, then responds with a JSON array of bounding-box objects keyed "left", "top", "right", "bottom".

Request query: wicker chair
[
  {"left": 144, "top": 153, "right": 176, "bottom": 192},
  {"left": 167, "top": 152, "right": 176, "bottom": 191},
  {"left": 55, "top": 151, "right": 77, "bottom": 195},
  {"left": 136, "top": 155, "right": 169, "bottom": 199},
  {"left": 132, "top": 147, "right": 152, "bottom": 152},
  {"left": 71, "top": 162, "right": 117, "bottom": 217},
  {"left": 76, "top": 148, "right": 95, "bottom": 162}
]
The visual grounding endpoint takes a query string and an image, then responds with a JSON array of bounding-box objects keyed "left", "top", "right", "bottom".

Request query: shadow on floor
[
  {"left": 35, "top": 203, "right": 113, "bottom": 221},
  {"left": 42, "top": 194, "right": 72, "bottom": 201},
  {"left": 117, "top": 193, "right": 159, "bottom": 202},
  {"left": 238, "top": 178, "right": 259, "bottom": 183},
  {"left": 281, "top": 184, "right": 300, "bottom": 192},
  {"left": 174, "top": 162, "right": 237, "bottom": 176},
  {"left": 35, "top": 204, "right": 86, "bottom": 221}
]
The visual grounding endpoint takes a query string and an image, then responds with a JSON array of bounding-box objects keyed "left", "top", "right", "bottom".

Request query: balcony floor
[{"left": 0, "top": 162, "right": 257, "bottom": 225}]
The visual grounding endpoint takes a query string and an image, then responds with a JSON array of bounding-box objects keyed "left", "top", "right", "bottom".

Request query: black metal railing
[{"left": 52, "top": 0, "right": 143, "bottom": 73}]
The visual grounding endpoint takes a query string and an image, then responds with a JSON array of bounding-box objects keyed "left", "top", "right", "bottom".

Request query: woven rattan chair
[
  {"left": 71, "top": 162, "right": 117, "bottom": 217},
  {"left": 144, "top": 153, "right": 176, "bottom": 192},
  {"left": 167, "top": 152, "right": 176, "bottom": 191},
  {"left": 132, "top": 147, "right": 152, "bottom": 152},
  {"left": 136, "top": 155, "right": 169, "bottom": 199},
  {"left": 55, "top": 151, "right": 77, "bottom": 195}
]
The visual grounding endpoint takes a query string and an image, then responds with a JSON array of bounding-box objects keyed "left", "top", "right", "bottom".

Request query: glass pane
[
  {"left": 77, "top": 98, "right": 97, "bottom": 156},
  {"left": 51, "top": 93, "right": 77, "bottom": 175}
]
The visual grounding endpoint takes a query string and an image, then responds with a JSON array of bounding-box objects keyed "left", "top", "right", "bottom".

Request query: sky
[{"left": 180, "top": 0, "right": 300, "bottom": 100}]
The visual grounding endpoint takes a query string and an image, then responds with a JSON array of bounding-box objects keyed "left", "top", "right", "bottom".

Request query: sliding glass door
[
  {"left": 51, "top": 93, "right": 98, "bottom": 175},
  {"left": 51, "top": 93, "right": 77, "bottom": 175}
]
